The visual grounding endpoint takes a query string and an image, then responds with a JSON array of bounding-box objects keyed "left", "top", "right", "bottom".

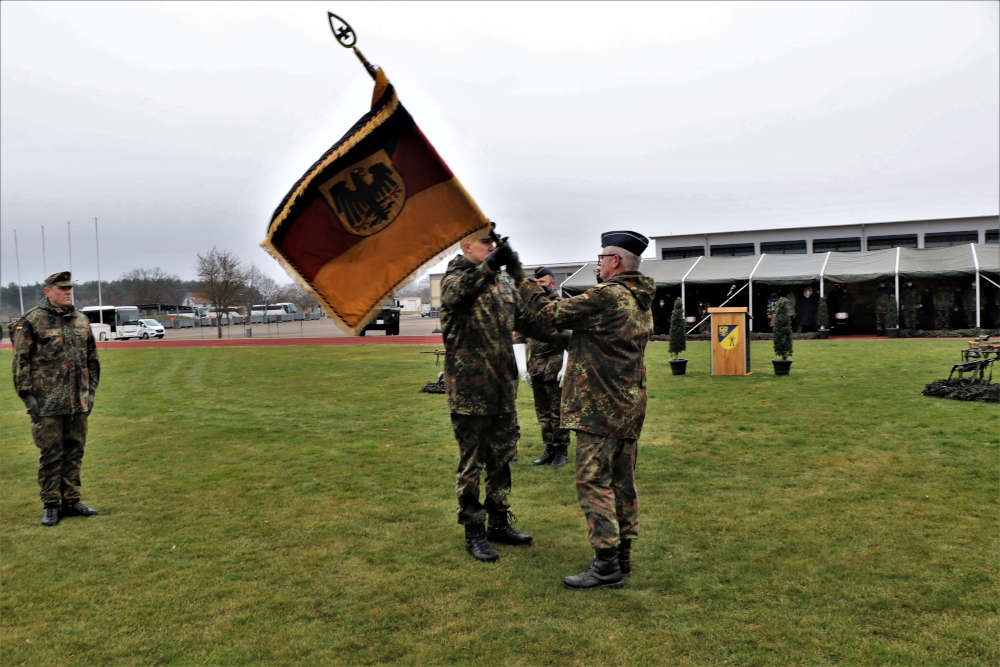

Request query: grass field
[{"left": 1, "top": 339, "right": 997, "bottom": 664}]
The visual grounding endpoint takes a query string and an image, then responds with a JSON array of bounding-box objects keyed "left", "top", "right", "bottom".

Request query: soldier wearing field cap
[
  {"left": 11, "top": 271, "right": 101, "bottom": 526},
  {"left": 519, "top": 231, "right": 655, "bottom": 590}
]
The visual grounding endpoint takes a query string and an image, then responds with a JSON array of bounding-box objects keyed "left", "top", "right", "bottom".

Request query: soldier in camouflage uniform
[
  {"left": 513, "top": 267, "right": 571, "bottom": 468},
  {"left": 520, "top": 231, "right": 655, "bottom": 590},
  {"left": 441, "top": 230, "right": 557, "bottom": 562},
  {"left": 900, "top": 281, "right": 920, "bottom": 330},
  {"left": 933, "top": 281, "right": 955, "bottom": 330},
  {"left": 11, "top": 271, "right": 100, "bottom": 526}
]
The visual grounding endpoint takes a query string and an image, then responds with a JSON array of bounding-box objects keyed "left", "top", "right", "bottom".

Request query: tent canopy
[{"left": 560, "top": 243, "right": 998, "bottom": 294}]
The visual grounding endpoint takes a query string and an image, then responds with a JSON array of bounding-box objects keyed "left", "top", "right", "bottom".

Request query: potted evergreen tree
[
  {"left": 816, "top": 295, "right": 830, "bottom": 339},
  {"left": 885, "top": 295, "right": 900, "bottom": 338},
  {"left": 668, "top": 298, "right": 688, "bottom": 375},
  {"left": 772, "top": 297, "right": 793, "bottom": 375}
]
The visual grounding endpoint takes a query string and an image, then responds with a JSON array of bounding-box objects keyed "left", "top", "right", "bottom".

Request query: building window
[
  {"left": 661, "top": 245, "right": 705, "bottom": 260},
  {"left": 813, "top": 237, "right": 861, "bottom": 253},
  {"left": 984, "top": 229, "right": 998, "bottom": 244},
  {"left": 867, "top": 234, "right": 918, "bottom": 251},
  {"left": 760, "top": 240, "right": 807, "bottom": 255},
  {"left": 924, "top": 231, "right": 979, "bottom": 247},
  {"left": 710, "top": 243, "right": 755, "bottom": 257}
]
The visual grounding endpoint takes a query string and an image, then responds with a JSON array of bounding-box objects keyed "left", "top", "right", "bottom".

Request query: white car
[{"left": 138, "top": 319, "right": 165, "bottom": 339}]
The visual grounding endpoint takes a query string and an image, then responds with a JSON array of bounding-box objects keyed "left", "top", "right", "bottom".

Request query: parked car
[{"left": 138, "top": 318, "right": 166, "bottom": 339}]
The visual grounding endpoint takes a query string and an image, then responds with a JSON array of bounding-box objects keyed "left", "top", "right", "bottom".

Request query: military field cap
[
  {"left": 44, "top": 271, "right": 72, "bottom": 287},
  {"left": 601, "top": 231, "right": 649, "bottom": 256},
  {"left": 534, "top": 266, "right": 554, "bottom": 279}
]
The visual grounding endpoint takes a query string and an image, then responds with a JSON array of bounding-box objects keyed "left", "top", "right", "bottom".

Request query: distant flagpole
[
  {"left": 94, "top": 216, "right": 103, "bottom": 324},
  {"left": 13, "top": 229, "right": 25, "bottom": 314},
  {"left": 41, "top": 224, "right": 47, "bottom": 277},
  {"left": 67, "top": 221, "right": 74, "bottom": 304}
]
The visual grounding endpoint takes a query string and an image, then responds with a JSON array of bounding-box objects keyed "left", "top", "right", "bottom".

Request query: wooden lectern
[{"left": 709, "top": 307, "right": 751, "bottom": 375}]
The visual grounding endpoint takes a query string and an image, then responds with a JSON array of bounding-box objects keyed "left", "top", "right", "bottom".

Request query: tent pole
[
  {"left": 680, "top": 256, "right": 702, "bottom": 320},
  {"left": 819, "top": 252, "right": 832, "bottom": 298},
  {"left": 970, "top": 243, "right": 981, "bottom": 328},
  {"left": 894, "top": 247, "right": 901, "bottom": 323},
  {"left": 747, "top": 254, "right": 766, "bottom": 332}
]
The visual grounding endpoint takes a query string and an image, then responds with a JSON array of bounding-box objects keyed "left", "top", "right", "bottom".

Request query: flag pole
[{"left": 327, "top": 12, "right": 378, "bottom": 80}]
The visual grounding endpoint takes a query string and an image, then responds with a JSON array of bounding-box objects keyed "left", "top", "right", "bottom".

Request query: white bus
[
  {"left": 250, "top": 302, "right": 300, "bottom": 323},
  {"left": 81, "top": 305, "right": 142, "bottom": 340}
]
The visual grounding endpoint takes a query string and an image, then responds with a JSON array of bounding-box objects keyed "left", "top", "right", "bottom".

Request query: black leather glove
[
  {"left": 506, "top": 249, "right": 524, "bottom": 282},
  {"left": 484, "top": 241, "right": 515, "bottom": 273},
  {"left": 22, "top": 395, "right": 39, "bottom": 421}
]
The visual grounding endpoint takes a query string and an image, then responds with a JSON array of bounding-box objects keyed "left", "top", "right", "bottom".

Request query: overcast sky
[{"left": 2, "top": 1, "right": 997, "bottom": 290}]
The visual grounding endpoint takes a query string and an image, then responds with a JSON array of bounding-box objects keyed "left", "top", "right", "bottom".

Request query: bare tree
[
  {"left": 278, "top": 282, "right": 320, "bottom": 315},
  {"left": 119, "top": 267, "right": 184, "bottom": 305},
  {"left": 196, "top": 247, "right": 246, "bottom": 339}
]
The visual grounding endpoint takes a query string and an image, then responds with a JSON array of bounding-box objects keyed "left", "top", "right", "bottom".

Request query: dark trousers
[
  {"left": 451, "top": 413, "right": 519, "bottom": 525},
  {"left": 31, "top": 413, "right": 88, "bottom": 507},
  {"left": 531, "top": 377, "right": 570, "bottom": 449},
  {"left": 574, "top": 430, "right": 639, "bottom": 550}
]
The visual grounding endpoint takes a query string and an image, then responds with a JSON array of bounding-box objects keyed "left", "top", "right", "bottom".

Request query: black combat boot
[
  {"left": 532, "top": 446, "right": 555, "bottom": 466},
  {"left": 41, "top": 505, "right": 60, "bottom": 527},
  {"left": 618, "top": 539, "right": 632, "bottom": 576},
  {"left": 62, "top": 501, "right": 99, "bottom": 517},
  {"left": 465, "top": 523, "right": 499, "bottom": 562},
  {"left": 487, "top": 511, "right": 533, "bottom": 546},
  {"left": 550, "top": 445, "right": 568, "bottom": 468},
  {"left": 563, "top": 548, "right": 624, "bottom": 590}
]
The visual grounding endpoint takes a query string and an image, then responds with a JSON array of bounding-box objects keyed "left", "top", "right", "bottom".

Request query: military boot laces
[
  {"left": 563, "top": 548, "right": 624, "bottom": 590},
  {"left": 465, "top": 523, "right": 499, "bottom": 562},
  {"left": 41, "top": 506, "right": 60, "bottom": 527},
  {"left": 487, "top": 511, "right": 533, "bottom": 546},
  {"left": 618, "top": 539, "right": 632, "bottom": 576}
]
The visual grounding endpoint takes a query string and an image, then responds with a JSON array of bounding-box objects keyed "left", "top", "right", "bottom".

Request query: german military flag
[{"left": 262, "top": 69, "right": 489, "bottom": 334}]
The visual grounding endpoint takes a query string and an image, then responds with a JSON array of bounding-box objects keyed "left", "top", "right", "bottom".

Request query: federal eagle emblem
[{"left": 320, "top": 150, "right": 406, "bottom": 236}]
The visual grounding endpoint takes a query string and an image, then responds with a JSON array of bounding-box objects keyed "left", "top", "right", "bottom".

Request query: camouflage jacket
[
  {"left": 440, "top": 255, "right": 551, "bottom": 415},
  {"left": 11, "top": 298, "right": 100, "bottom": 416},
  {"left": 513, "top": 288, "right": 569, "bottom": 381},
  {"left": 901, "top": 287, "right": 920, "bottom": 310},
  {"left": 520, "top": 271, "right": 655, "bottom": 438}
]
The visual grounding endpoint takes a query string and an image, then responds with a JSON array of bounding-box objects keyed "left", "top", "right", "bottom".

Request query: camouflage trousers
[
  {"left": 901, "top": 309, "right": 918, "bottom": 329},
  {"left": 30, "top": 413, "right": 88, "bottom": 507},
  {"left": 530, "top": 377, "right": 570, "bottom": 449},
  {"left": 934, "top": 310, "right": 951, "bottom": 329},
  {"left": 451, "top": 412, "right": 519, "bottom": 525},
  {"left": 574, "top": 430, "right": 639, "bottom": 550}
]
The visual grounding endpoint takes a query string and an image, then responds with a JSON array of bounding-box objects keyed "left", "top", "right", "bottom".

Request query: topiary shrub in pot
[
  {"left": 772, "top": 297, "right": 793, "bottom": 375},
  {"left": 885, "top": 295, "right": 900, "bottom": 338},
  {"left": 668, "top": 298, "right": 688, "bottom": 375},
  {"left": 816, "top": 295, "right": 830, "bottom": 339}
]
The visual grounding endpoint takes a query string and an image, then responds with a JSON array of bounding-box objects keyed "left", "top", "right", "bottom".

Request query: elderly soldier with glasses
[
  {"left": 518, "top": 231, "right": 655, "bottom": 589},
  {"left": 11, "top": 271, "right": 101, "bottom": 526}
]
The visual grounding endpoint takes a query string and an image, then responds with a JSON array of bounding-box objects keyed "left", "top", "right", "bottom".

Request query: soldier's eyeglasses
[{"left": 597, "top": 254, "right": 619, "bottom": 263}]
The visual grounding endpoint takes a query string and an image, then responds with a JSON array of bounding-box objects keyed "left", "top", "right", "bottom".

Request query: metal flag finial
[{"left": 327, "top": 12, "right": 377, "bottom": 80}]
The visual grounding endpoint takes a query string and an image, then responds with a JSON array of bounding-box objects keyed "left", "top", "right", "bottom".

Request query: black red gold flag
[{"left": 262, "top": 69, "right": 489, "bottom": 334}]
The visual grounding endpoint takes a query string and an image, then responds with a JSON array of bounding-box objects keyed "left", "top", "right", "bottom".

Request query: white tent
[{"left": 562, "top": 243, "right": 999, "bottom": 328}]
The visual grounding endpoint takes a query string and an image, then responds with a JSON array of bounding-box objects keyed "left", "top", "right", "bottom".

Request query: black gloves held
[{"left": 485, "top": 242, "right": 516, "bottom": 273}]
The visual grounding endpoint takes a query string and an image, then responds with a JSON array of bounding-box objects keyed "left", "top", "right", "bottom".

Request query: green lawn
[{"left": 1, "top": 340, "right": 997, "bottom": 664}]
